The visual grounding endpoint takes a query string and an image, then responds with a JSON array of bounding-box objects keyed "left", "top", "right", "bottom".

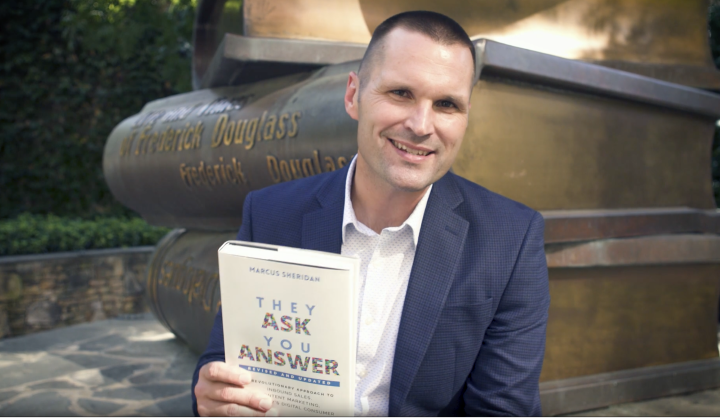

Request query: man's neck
[{"left": 351, "top": 157, "right": 429, "bottom": 234}]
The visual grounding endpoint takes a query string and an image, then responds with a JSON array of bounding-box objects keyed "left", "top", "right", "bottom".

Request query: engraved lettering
[
  {"left": 267, "top": 155, "right": 281, "bottom": 183},
  {"left": 234, "top": 120, "right": 247, "bottom": 144},
  {"left": 211, "top": 114, "right": 228, "bottom": 148},
  {"left": 302, "top": 158, "right": 315, "bottom": 177},
  {"left": 245, "top": 118, "right": 258, "bottom": 150},
  {"left": 182, "top": 122, "right": 193, "bottom": 150},
  {"left": 217, "top": 157, "right": 227, "bottom": 183},
  {"left": 206, "top": 164, "right": 216, "bottom": 186},
  {"left": 213, "top": 163, "right": 223, "bottom": 183},
  {"left": 198, "top": 161, "right": 210, "bottom": 185},
  {"left": 226, "top": 164, "right": 236, "bottom": 183},
  {"left": 232, "top": 158, "right": 248, "bottom": 185},
  {"left": 223, "top": 120, "right": 236, "bottom": 146},
  {"left": 148, "top": 132, "right": 159, "bottom": 153},
  {"left": 135, "top": 126, "right": 152, "bottom": 155},
  {"left": 179, "top": 163, "right": 191, "bottom": 186},
  {"left": 256, "top": 111, "right": 268, "bottom": 143},
  {"left": 133, "top": 110, "right": 165, "bottom": 127},
  {"left": 174, "top": 128, "right": 184, "bottom": 151},
  {"left": 279, "top": 160, "right": 292, "bottom": 181},
  {"left": 163, "top": 128, "right": 175, "bottom": 151},
  {"left": 263, "top": 115, "right": 277, "bottom": 140},
  {"left": 192, "top": 122, "right": 203, "bottom": 148},
  {"left": 197, "top": 97, "right": 250, "bottom": 116},
  {"left": 276, "top": 113, "right": 288, "bottom": 139},
  {"left": 312, "top": 150, "right": 322, "bottom": 173},
  {"left": 288, "top": 111, "right": 301, "bottom": 137},
  {"left": 290, "top": 159, "right": 303, "bottom": 179},
  {"left": 324, "top": 156, "right": 336, "bottom": 172},
  {"left": 119, "top": 131, "right": 136, "bottom": 157}
]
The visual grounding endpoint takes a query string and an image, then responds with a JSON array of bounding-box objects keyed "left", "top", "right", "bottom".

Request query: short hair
[{"left": 358, "top": 11, "right": 476, "bottom": 84}]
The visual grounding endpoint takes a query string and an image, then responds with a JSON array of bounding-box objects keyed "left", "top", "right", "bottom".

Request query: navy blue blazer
[{"left": 192, "top": 165, "right": 550, "bottom": 416}]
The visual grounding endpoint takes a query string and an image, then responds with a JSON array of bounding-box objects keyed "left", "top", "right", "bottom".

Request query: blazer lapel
[
  {"left": 301, "top": 165, "right": 349, "bottom": 254},
  {"left": 389, "top": 174, "right": 469, "bottom": 415}
]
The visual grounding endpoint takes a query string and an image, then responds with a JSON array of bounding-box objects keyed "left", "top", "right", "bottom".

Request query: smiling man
[{"left": 192, "top": 11, "right": 550, "bottom": 417}]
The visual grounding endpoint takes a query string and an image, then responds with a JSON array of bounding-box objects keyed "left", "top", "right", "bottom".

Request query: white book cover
[{"left": 218, "top": 240, "right": 360, "bottom": 416}]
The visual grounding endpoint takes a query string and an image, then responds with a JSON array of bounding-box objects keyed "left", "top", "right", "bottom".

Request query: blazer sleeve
[
  {"left": 463, "top": 211, "right": 550, "bottom": 416},
  {"left": 191, "top": 192, "right": 255, "bottom": 417}
]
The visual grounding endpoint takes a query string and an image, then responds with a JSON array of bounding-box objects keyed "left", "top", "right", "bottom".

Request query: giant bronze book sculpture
[{"left": 103, "top": 0, "right": 720, "bottom": 414}]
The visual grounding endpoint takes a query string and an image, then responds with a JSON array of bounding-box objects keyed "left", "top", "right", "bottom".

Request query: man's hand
[{"left": 195, "top": 362, "right": 278, "bottom": 417}]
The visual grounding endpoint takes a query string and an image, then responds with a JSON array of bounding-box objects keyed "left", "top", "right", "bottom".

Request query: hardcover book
[{"left": 218, "top": 241, "right": 360, "bottom": 416}]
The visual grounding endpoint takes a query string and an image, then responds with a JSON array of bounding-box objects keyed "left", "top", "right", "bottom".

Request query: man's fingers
[
  {"left": 200, "top": 399, "right": 272, "bottom": 417},
  {"left": 201, "top": 361, "right": 252, "bottom": 386},
  {"left": 207, "top": 383, "right": 273, "bottom": 412},
  {"left": 196, "top": 362, "right": 275, "bottom": 416}
]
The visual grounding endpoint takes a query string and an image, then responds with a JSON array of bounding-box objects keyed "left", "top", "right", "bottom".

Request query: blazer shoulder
[{"left": 247, "top": 168, "right": 346, "bottom": 218}]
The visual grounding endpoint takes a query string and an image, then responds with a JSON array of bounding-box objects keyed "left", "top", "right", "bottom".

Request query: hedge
[
  {"left": 0, "top": 213, "right": 170, "bottom": 256},
  {"left": 0, "top": 0, "right": 196, "bottom": 220},
  {"left": 710, "top": 2, "right": 720, "bottom": 206},
  {"left": 714, "top": 128, "right": 720, "bottom": 205}
]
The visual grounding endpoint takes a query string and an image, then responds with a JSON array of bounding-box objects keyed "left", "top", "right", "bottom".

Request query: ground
[{"left": 0, "top": 314, "right": 718, "bottom": 416}]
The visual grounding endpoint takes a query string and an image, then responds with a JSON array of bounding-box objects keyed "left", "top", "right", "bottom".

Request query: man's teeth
[{"left": 392, "top": 140, "right": 429, "bottom": 156}]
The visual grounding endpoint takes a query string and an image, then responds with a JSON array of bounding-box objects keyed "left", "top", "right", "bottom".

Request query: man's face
[{"left": 345, "top": 28, "right": 474, "bottom": 192}]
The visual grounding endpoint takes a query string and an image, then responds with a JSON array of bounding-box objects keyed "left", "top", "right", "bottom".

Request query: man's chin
[{"left": 386, "top": 174, "right": 435, "bottom": 193}]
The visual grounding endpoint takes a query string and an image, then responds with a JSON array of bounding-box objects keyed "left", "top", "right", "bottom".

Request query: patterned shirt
[{"left": 341, "top": 156, "right": 432, "bottom": 416}]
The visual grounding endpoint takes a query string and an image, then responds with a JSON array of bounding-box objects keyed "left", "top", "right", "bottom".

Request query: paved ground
[
  {"left": 0, "top": 314, "right": 719, "bottom": 416},
  {"left": 0, "top": 314, "right": 196, "bottom": 416}
]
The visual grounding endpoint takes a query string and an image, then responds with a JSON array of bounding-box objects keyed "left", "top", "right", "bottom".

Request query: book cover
[{"left": 218, "top": 241, "right": 360, "bottom": 416}]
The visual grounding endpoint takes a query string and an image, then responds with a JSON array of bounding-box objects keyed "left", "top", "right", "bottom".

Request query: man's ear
[{"left": 344, "top": 71, "right": 360, "bottom": 121}]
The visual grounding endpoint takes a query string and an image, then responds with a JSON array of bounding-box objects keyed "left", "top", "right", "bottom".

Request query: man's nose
[{"left": 404, "top": 101, "right": 434, "bottom": 138}]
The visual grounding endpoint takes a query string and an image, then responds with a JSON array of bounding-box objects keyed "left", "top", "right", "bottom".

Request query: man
[{"left": 192, "top": 10, "right": 549, "bottom": 417}]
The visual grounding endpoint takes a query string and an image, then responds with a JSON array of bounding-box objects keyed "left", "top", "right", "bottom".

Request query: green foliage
[
  {"left": 0, "top": 213, "right": 170, "bottom": 256},
  {"left": 0, "top": 0, "right": 195, "bottom": 219},
  {"left": 711, "top": 2, "right": 720, "bottom": 207},
  {"left": 711, "top": 2, "right": 720, "bottom": 69},
  {"left": 714, "top": 127, "right": 720, "bottom": 206}
]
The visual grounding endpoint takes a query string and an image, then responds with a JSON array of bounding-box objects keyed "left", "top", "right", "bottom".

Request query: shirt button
[
  {"left": 364, "top": 317, "right": 374, "bottom": 326},
  {"left": 358, "top": 369, "right": 367, "bottom": 378}
]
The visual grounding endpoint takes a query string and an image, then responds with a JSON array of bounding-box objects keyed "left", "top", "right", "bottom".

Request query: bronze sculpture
[{"left": 103, "top": 1, "right": 720, "bottom": 414}]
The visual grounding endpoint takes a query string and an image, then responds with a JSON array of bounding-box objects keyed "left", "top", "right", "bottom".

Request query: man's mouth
[{"left": 390, "top": 139, "right": 431, "bottom": 156}]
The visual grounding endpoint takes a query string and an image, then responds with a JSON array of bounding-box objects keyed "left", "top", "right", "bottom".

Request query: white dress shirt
[{"left": 341, "top": 157, "right": 432, "bottom": 416}]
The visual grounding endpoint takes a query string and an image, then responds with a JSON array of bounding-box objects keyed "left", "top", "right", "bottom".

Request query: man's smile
[{"left": 389, "top": 138, "right": 434, "bottom": 160}]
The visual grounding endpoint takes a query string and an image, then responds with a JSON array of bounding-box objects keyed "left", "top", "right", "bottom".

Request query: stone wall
[{"left": 0, "top": 247, "right": 154, "bottom": 339}]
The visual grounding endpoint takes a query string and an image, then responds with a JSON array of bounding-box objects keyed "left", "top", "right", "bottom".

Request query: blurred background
[
  {"left": 0, "top": 0, "right": 718, "bottom": 258},
  {"left": 0, "top": 0, "right": 197, "bottom": 256}
]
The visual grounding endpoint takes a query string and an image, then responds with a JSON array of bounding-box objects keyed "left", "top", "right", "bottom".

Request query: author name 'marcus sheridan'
[{"left": 248, "top": 266, "right": 320, "bottom": 282}]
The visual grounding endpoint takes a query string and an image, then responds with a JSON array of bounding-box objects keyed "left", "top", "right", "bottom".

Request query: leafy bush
[
  {"left": 710, "top": 2, "right": 720, "bottom": 207},
  {"left": 0, "top": 0, "right": 195, "bottom": 220},
  {"left": 714, "top": 127, "right": 720, "bottom": 206},
  {"left": 0, "top": 213, "right": 170, "bottom": 256}
]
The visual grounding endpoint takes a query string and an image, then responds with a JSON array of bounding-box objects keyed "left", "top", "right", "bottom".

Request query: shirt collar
[{"left": 341, "top": 155, "right": 432, "bottom": 246}]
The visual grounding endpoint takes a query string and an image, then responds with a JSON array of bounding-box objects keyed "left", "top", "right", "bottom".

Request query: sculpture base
[{"left": 540, "top": 358, "right": 720, "bottom": 416}]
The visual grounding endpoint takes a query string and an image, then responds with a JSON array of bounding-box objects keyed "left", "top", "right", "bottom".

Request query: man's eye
[
  {"left": 391, "top": 90, "right": 409, "bottom": 98},
  {"left": 438, "top": 100, "right": 456, "bottom": 109}
]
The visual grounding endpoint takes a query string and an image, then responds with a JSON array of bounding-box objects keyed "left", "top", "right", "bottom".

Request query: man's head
[{"left": 344, "top": 11, "right": 476, "bottom": 193}]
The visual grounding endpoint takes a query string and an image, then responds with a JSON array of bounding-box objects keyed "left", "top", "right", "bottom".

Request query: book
[{"left": 218, "top": 240, "right": 360, "bottom": 416}]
